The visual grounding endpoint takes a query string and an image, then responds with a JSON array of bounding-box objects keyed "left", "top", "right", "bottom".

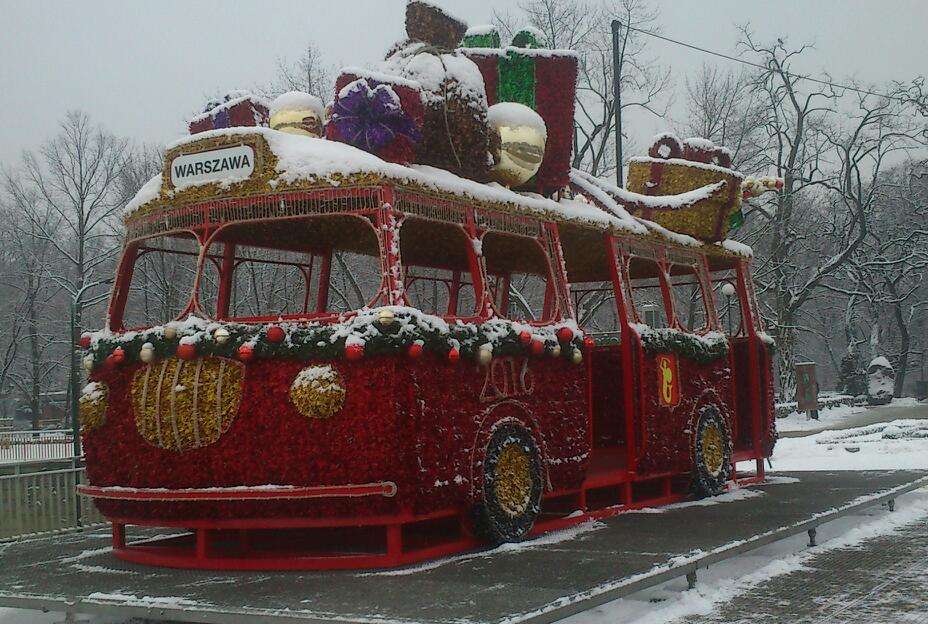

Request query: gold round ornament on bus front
[
  {"left": 700, "top": 421, "right": 724, "bottom": 477},
  {"left": 487, "top": 102, "right": 547, "bottom": 187},
  {"left": 269, "top": 91, "right": 325, "bottom": 138},
  {"left": 78, "top": 381, "right": 108, "bottom": 433},
  {"left": 494, "top": 442, "right": 533, "bottom": 517},
  {"left": 289, "top": 365, "right": 346, "bottom": 419}
]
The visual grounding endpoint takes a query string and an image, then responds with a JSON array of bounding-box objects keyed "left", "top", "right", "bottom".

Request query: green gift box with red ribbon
[{"left": 461, "top": 31, "right": 578, "bottom": 194}]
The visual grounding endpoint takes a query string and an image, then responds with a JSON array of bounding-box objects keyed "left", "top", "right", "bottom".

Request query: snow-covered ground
[
  {"left": 768, "top": 417, "right": 928, "bottom": 472},
  {"left": 775, "top": 396, "right": 921, "bottom": 433}
]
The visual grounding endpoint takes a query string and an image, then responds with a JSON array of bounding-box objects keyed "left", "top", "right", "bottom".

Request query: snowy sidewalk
[
  {"left": 778, "top": 399, "right": 927, "bottom": 438},
  {"left": 683, "top": 505, "right": 928, "bottom": 623}
]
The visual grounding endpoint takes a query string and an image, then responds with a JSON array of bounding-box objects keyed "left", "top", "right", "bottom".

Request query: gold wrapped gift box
[{"left": 625, "top": 157, "right": 744, "bottom": 243}]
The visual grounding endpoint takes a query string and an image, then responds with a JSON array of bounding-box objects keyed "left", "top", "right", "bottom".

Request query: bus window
[
  {"left": 325, "top": 250, "right": 383, "bottom": 313},
  {"left": 223, "top": 244, "right": 316, "bottom": 319},
  {"left": 571, "top": 282, "right": 619, "bottom": 335},
  {"left": 482, "top": 232, "right": 555, "bottom": 322},
  {"left": 625, "top": 256, "right": 671, "bottom": 329},
  {"left": 400, "top": 218, "right": 477, "bottom": 317},
  {"left": 205, "top": 214, "right": 383, "bottom": 320},
  {"left": 666, "top": 262, "right": 711, "bottom": 333},
  {"left": 121, "top": 232, "right": 200, "bottom": 329}
]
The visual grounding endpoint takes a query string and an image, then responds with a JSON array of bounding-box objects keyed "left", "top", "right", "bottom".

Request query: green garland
[
  {"left": 84, "top": 312, "right": 584, "bottom": 369},
  {"left": 635, "top": 326, "right": 729, "bottom": 364}
]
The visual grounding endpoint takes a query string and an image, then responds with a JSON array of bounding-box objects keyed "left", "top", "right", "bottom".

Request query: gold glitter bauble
[
  {"left": 270, "top": 108, "right": 323, "bottom": 138},
  {"left": 289, "top": 365, "right": 346, "bottom": 420},
  {"left": 78, "top": 382, "right": 108, "bottom": 433},
  {"left": 487, "top": 102, "right": 547, "bottom": 188},
  {"left": 132, "top": 356, "right": 243, "bottom": 452}
]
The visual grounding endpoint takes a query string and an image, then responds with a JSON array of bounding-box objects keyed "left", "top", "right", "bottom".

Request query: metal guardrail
[
  {"left": 0, "top": 429, "right": 75, "bottom": 464},
  {"left": 0, "top": 465, "right": 105, "bottom": 539}
]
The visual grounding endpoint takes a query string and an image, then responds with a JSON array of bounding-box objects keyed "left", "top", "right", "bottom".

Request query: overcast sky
[{"left": 2, "top": 0, "right": 926, "bottom": 167}]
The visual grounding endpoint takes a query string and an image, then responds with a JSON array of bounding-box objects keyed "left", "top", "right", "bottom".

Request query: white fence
[
  {"left": 0, "top": 429, "right": 76, "bottom": 465},
  {"left": 0, "top": 466, "right": 105, "bottom": 539}
]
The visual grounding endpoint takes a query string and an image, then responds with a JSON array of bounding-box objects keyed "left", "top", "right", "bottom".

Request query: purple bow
[{"left": 332, "top": 81, "right": 421, "bottom": 152}]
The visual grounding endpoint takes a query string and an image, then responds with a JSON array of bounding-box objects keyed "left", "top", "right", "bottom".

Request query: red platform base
[{"left": 87, "top": 454, "right": 768, "bottom": 571}]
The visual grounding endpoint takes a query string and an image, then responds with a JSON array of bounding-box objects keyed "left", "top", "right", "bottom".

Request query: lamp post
[
  {"left": 720, "top": 282, "right": 736, "bottom": 335},
  {"left": 611, "top": 19, "right": 624, "bottom": 187}
]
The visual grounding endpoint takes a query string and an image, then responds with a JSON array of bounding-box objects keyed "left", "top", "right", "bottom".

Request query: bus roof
[{"left": 124, "top": 127, "right": 752, "bottom": 262}]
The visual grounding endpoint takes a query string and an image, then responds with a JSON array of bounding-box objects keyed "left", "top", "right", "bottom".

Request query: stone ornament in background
[{"left": 867, "top": 356, "right": 895, "bottom": 406}]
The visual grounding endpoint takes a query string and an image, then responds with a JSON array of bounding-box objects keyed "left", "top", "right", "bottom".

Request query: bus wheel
[
  {"left": 692, "top": 405, "right": 733, "bottom": 497},
  {"left": 474, "top": 423, "right": 544, "bottom": 544}
]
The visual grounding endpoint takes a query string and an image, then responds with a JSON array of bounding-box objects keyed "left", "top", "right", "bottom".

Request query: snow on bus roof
[
  {"left": 127, "top": 127, "right": 626, "bottom": 232},
  {"left": 125, "top": 127, "right": 752, "bottom": 258}
]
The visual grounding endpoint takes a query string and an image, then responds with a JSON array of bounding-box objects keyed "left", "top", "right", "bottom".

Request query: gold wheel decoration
[
  {"left": 289, "top": 365, "right": 346, "bottom": 420},
  {"left": 700, "top": 421, "right": 724, "bottom": 477},
  {"left": 78, "top": 382, "right": 108, "bottom": 433},
  {"left": 131, "top": 356, "right": 244, "bottom": 452},
  {"left": 494, "top": 442, "right": 533, "bottom": 517}
]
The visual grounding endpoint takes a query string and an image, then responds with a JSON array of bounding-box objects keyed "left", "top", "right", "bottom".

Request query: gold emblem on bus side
[
  {"left": 656, "top": 353, "right": 681, "bottom": 408},
  {"left": 131, "top": 357, "right": 244, "bottom": 452}
]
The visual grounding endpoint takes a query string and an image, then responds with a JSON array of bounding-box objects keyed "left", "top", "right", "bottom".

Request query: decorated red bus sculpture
[{"left": 77, "top": 3, "right": 779, "bottom": 570}]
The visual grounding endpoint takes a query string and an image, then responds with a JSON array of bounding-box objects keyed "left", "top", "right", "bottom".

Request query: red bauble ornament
[
  {"left": 106, "top": 347, "right": 126, "bottom": 368},
  {"left": 408, "top": 342, "right": 424, "bottom": 359},
  {"left": 556, "top": 327, "right": 573, "bottom": 343},
  {"left": 519, "top": 330, "right": 532, "bottom": 345},
  {"left": 176, "top": 342, "right": 196, "bottom": 360},
  {"left": 742, "top": 189, "right": 752, "bottom": 200},
  {"left": 345, "top": 343, "right": 365, "bottom": 361},
  {"left": 266, "top": 326, "right": 286, "bottom": 343},
  {"left": 78, "top": 333, "right": 91, "bottom": 349},
  {"left": 774, "top": 178, "right": 784, "bottom": 190},
  {"left": 447, "top": 347, "right": 460, "bottom": 364},
  {"left": 237, "top": 344, "right": 254, "bottom": 361},
  {"left": 583, "top": 336, "right": 596, "bottom": 350},
  {"left": 530, "top": 339, "right": 545, "bottom": 356}
]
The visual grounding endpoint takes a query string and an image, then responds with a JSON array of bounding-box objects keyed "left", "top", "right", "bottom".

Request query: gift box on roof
[
  {"left": 460, "top": 27, "right": 578, "bottom": 193},
  {"left": 188, "top": 91, "right": 270, "bottom": 135},
  {"left": 624, "top": 134, "right": 745, "bottom": 243},
  {"left": 327, "top": 69, "right": 424, "bottom": 165}
]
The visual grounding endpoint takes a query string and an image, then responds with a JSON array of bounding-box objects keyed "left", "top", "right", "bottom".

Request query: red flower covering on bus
[{"left": 83, "top": 354, "right": 587, "bottom": 521}]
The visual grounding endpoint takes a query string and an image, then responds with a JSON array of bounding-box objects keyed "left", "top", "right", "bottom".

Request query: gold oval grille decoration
[
  {"left": 289, "top": 365, "right": 346, "bottom": 420},
  {"left": 79, "top": 382, "right": 108, "bottom": 433},
  {"left": 131, "top": 356, "right": 244, "bottom": 452}
]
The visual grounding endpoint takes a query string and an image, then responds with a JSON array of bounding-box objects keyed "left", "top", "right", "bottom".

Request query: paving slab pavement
[
  {"left": 1, "top": 471, "right": 926, "bottom": 624},
  {"left": 684, "top": 505, "right": 928, "bottom": 623}
]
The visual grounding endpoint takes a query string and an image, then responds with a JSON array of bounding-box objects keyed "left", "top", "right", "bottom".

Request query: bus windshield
[{"left": 111, "top": 213, "right": 386, "bottom": 329}]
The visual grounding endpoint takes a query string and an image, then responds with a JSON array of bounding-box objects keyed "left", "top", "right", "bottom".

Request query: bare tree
[
  {"left": 268, "top": 42, "right": 335, "bottom": 101},
  {"left": 17, "top": 111, "right": 129, "bottom": 428},
  {"left": 735, "top": 31, "right": 924, "bottom": 398},
  {"left": 678, "top": 64, "right": 768, "bottom": 175}
]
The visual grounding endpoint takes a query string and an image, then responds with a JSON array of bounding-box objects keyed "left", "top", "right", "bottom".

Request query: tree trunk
[
  {"left": 892, "top": 301, "right": 910, "bottom": 398},
  {"left": 775, "top": 326, "right": 797, "bottom": 402}
]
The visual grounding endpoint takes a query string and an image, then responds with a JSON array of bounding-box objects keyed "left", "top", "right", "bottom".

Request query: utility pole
[{"left": 611, "top": 19, "right": 624, "bottom": 188}]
